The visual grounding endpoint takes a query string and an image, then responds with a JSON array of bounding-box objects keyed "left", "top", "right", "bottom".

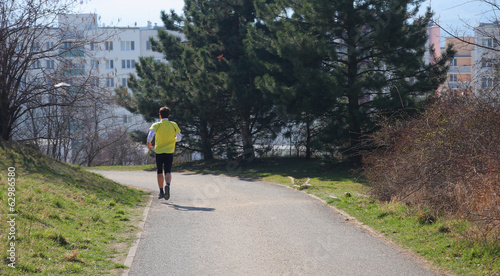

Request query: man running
[{"left": 147, "top": 107, "right": 182, "bottom": 200}]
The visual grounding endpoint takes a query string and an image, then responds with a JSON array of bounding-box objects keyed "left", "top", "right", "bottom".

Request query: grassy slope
[{"left": 0, "top": 142, "right": 149, "bottom": 275}]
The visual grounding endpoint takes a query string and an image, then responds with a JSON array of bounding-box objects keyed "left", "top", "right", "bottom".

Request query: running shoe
[{"left": 164, "top": 185, "right": 170, "bottom": 200}]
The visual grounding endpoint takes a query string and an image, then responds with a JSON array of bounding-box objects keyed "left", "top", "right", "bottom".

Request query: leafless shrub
[{"left": 364, "top": 95, "right": 499, "bottom": 238}]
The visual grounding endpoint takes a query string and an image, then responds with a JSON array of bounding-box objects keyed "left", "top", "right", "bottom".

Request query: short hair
[{"left": 159, "top": 107, "right": 170, "bottom": 118}]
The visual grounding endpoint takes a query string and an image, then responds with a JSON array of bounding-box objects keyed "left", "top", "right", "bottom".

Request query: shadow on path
[{"left": 161, "top": 202, "right": 215, "bottom": 212}]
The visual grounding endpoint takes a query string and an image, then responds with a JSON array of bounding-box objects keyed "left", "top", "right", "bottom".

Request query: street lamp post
[{"left": 53, "top": 82, "right": 72, "bottom": 162}]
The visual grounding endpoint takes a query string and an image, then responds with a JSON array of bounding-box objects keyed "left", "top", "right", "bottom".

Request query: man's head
[
  {"left": 159, "top": 106, "right": 170, "bottom": 119},
  {"left": 159, "top": 107, "right": 170, "bottom": 119}
]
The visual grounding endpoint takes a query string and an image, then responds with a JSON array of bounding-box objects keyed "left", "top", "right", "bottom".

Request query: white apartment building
[
  {"left": 20, "top": 14, "right": 183, "bottom": 163},
  {"left": 58, "top": 13, "right": 183, "bottom": 128},
  {"left": 474, "top": 22, "right": 500, "bottom": 97}
]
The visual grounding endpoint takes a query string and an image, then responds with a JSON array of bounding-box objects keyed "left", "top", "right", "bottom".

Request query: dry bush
[{"left": 364, "top": 95, "right": 499, "bottom": 238}]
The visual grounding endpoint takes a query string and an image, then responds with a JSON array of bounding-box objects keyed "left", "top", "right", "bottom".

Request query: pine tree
[
  {"left": 248, "top": 3, "right": 337, "bottom": 159},
  {"left": 119, "top": 1, "right": 276, "bottom": 161},
  {"left": 123, "top": 0, "right": 276, "bottom": 161},
  {"left": 118, "top": 9, "right": 234, "bottom": 160},
  {"left": 195, "top": 0, "right": 276, "bottom": 161},
  {"left": 255, "top": 0, "right": 454, "bottom": 164}
]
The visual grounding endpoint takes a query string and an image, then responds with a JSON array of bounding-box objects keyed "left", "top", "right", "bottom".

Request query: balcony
[
  {"left": 448, "top": 66, "right": 472, "bottom": 74},
  {"left": 59, "top": 48, "right": 85, "bottom": 57},
  {"left": 63, "top": 69, "right": 85, "bottom": 76},
  {"left": 447, "top": 81, "right": 472, "bottom": 89}
]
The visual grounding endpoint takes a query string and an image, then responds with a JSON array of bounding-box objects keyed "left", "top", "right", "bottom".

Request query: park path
[{"left": 92, "top": 170, "right": 440, "bottom": 276}]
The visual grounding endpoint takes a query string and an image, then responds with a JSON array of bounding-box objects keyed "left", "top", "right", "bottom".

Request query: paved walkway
[{"left": 93, "top": 170, "right": 440, "bottom": 276}]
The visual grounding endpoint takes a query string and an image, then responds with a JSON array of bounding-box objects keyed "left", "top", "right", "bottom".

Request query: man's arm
[
  {"left": 147, "top": 129, "right": 155, "bottom": 149},
  {"left": 176, "top": 132, "right": 182, "bottom": 142}
]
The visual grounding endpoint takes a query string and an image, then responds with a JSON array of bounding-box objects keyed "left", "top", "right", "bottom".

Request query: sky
[
  {"left": 79, "top": 0, "right": 497, "bottom": 34},
  {"left": 422, "top": 0, "right": 497, "bottom": 32},
  {"left": 79, "top": 0, "right": 184, "bottom": 27}
]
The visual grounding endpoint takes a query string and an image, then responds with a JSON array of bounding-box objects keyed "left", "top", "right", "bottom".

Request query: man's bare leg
[
  {"left": 157, "top": 173, "right": 165, "bottom": 199},
  {"left": 158, "top": 173, "right": 172, "bottom": 199},
  {"left": 164, "top": 173, "right": 172, "bottom": 200},
  {"left": 157, "top": 173, "right": 164, "bottom": 189},
  {"left": 165, "top": 173, "right": 171, "bottom": 185}
]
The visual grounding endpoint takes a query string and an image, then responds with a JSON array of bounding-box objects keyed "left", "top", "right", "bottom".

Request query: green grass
[
  {"left": 174, "top": 158, "right": 499, "bottom": 276},
  {"left": 0, "top": 142, "right": 149, "bottom": 275}
]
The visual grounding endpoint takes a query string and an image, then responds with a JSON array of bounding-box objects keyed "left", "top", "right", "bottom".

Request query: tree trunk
[
  {"left": 0, "top": 120, "right": 11, "bottom": 141},
  {"left": 347, "top": 94, "right": 362, "bottom": 165},
  {"left": 0, "top": 102, "right": 12, "bottom": 141},
  {"left": 240, "top": 114, "right": 255, "bottom": 163},
  {"left": 345, "top": 3, "right": 363, "bottom": 166},
  {"left": 199, "top": 120, "right": 214, "bottom": 160},
  {"left": 202, "top": 140, "right": 214, "bottom": 160},
  {"left": 305, "top": 114, "right": 312, "bottom": 159}
]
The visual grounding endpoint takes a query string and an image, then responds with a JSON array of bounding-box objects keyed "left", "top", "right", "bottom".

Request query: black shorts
[{"left": 155, "top": 153, "right": 174, "bottom": 174}]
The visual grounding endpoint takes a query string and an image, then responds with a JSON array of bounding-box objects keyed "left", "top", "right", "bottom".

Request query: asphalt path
[{"left": 92, "top": 170, "right": 439, "bottom": 276}]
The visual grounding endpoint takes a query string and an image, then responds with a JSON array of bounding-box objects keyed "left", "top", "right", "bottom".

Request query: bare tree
[
  {"left": 1, "top": 0, "right": 81, "bottom": 141},
  {"left": 1, "top": 1, "right": 147, "bottom": 165}
]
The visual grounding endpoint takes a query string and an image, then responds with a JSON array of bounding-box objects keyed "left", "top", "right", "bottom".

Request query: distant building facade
[
  {"left": 443, "top": 37, "right": 475, "bottom": 96},
  {"left": 20, "top": 13, "right": 183, "bottom": 164},
  {"left": 433, "top": 22, "right": 500, "bottom": 98},
  {"left": 473, "top": 22, "right": 500, "bottom": 97},
  {"left": 57, "top": 14, "right": 181, "bottom": 129}
]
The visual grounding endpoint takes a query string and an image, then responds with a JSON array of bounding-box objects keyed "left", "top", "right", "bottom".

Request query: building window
[
  {"left": 46, "top": 59, "right": 55, "bottom": 69},
  {"left": 62, "top": 62, "right": 85, "bottom": 75},
  {"left": 62, "top": 42, "right": 73, "bottom": 50},
  {"left": 482, "top": 38, "right": 492, "bottom": 47},
  {"left": 121, "top": 59, "right": 136, "bottom": 69},
  {"left": 31, "top": 42, "right": 41, "bottom": 52},
  {"left": 90, "top": 77, "right": 99, "bottom": 88},
  {"left": 481, "top": 77, "right": 495, "bottom": 89},
  {"left": 146, "top": 41, "right": 151, "bottom": 50},
  {"left": 32, "top": 60, "right": 41, "bottom": 69},
  {"left": 122, "top": 78, "right": 128, "bottom": 87},
  {"left": 106, "top": 78, "right": 114, "bottom": 88},
  {"left": 105, "top": 41, "right": 113, "bottom": 51},
  {"left": 121, "top": 41, "right": 135, "bottom": 51},
  {"left": 450, "top": 58, "right": 457, "bottom": 66},
  {"left": 90, "top": 59, "right": 99, "bottom": 70},
  {"left": 449, "top": 74, "right": 457, "bottom": 82},
  {"left": 60, "top": 42, "right": 84, "bottom": 57},
  {"left": 45, "top": 41, "right": 54, "bottom": 50},
  {"left": 74, "top": 63, "right": 85, "bottom": 74},
  {"left": 482, "top": 59, "right": 493, "bottom": 68},
  {"left": 90, "top": 41, "right": 97, "bottom": 51},
  {"left": 481, "top": 37, "right": 498, "bottom": 48},
  {"left": 106, "top": 59, "right": 114, "bottom": 69}
]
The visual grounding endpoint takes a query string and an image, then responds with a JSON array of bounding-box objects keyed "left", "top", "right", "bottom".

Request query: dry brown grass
[{"left": 65, "top": 249, "right": 85, "bottom": 263}]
